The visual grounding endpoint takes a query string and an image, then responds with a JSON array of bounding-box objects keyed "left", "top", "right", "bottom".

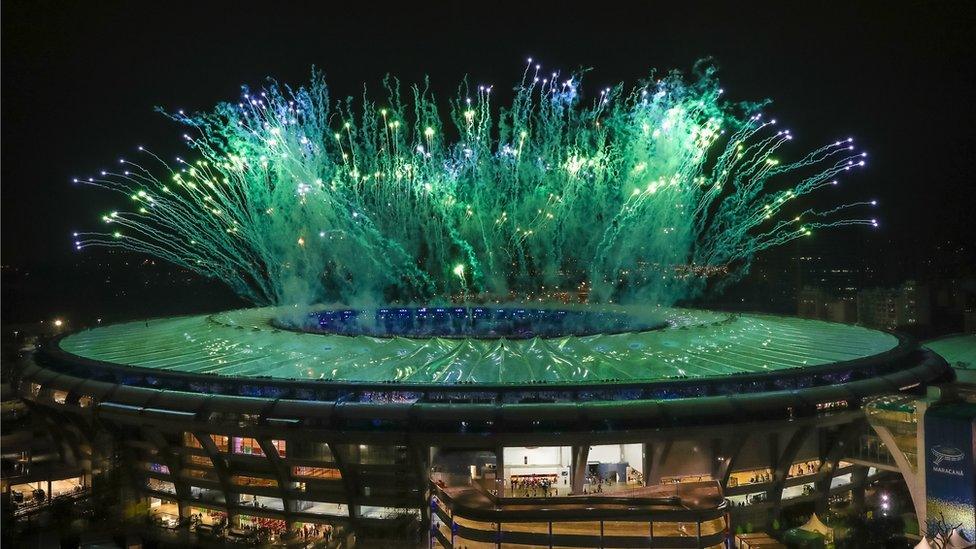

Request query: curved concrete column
[
  {"left": 870, "top": 423, "right": 924, "bottom": 527},
  {"left": 256, "top": 437, "right": 294, "bottom": 517},
  {"left": 767, "top": 425, "right": 814, "bottom": 520},
  {"left": 814, "top": 419, "right": 865, "bottom": 514}
]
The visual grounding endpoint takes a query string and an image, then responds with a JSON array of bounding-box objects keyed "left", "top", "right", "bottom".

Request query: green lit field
[{"left": 59, "top": 307, "right": 898, "bottom": 385}]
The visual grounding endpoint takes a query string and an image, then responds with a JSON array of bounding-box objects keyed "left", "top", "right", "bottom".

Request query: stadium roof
[
  {"left": 57, "top": 307, "right": 899, "bottom": 386},
  {"left": 925, "top": 334, "right": 976, "bottom": 370}
]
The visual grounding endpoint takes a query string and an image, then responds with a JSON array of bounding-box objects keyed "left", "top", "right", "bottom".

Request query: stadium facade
[{"left": 13, "top": 306, "right": 952, "bottom": 548}]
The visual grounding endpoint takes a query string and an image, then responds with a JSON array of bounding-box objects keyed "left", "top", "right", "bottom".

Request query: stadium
[{"left": 13, "top": 304, "right": 952, "bottom": 548}]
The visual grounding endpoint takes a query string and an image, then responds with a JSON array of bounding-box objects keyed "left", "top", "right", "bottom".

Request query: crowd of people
[
  {"left": 787, "top": 460, "right": 820, "bottom": 478},
  {"left": 509, "top": 475, "right": 559, "bottom": 497},
  {"left": 582, "top": 472, "right": 618, "bottom": 494},
  {"left": 237, "top": 516, "right": 288, "bottom": 537},
  {"left": 735, "top": 460, "right": 821, "bottom": 486},
  {"left": 183, "top": 511, "right": 338, "bottom": 546},
  {"left": 295, "top": 523, "right": 335, "bottom": 543},
  {"left": 503, "top": 471, "right": 644, "bottom": 497},
  {"left": 190, "top": 511, "right": 224, "bottom": 527},
  {"left": 747, "top": 471, "right": 772, "bottom": 484}
]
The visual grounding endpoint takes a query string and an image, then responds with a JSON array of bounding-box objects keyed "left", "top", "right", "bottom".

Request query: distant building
[
  {"left": 790, "top": 246, "right": 877, "bottom": 324},
  {"left": 797, "top": 286, "right": 857, "bottom": 324},
  {"left": 796, "top": 253, "right": 876, "bottom": 302},
  {"left": 932, "top": 277, "right": 976, "bottom": 334},
  {"left": 825, "top": 299, "right": 858, "bottom": 324},
  {"left": 857, "top": 281, "right": 931, "bottom": 330},
  {"left": 797, "top": 286, "right": 828, "bottom": 319}
]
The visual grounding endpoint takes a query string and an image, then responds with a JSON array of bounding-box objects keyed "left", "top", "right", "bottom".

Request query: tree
[{"left": 921, "top": 513, "right": 965, "bottom": 549}]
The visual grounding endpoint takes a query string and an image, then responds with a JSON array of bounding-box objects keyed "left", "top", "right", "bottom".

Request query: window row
[{"left": 182, "top": 433, "right": 286, "bottom": 457}]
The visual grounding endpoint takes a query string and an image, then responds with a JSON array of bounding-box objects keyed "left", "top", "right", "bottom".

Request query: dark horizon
[{"left": 3, "top": 1, "right": 974, "bottom": 324}]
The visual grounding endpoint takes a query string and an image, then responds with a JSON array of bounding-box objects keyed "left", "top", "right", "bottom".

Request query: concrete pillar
[
  {"left": 709, "top": 438, "right": 722, "bottom": 480},
  {"left": 851, "top": 465, "right": 868, "bottom": 514},
  {"left": 851, "top": 466, "right": 869, "bottom": 513},
  {"left": 571, "top": 445, "right": 590, "bottom": 494},
  {"left": 716, "top": 432, "right": 750, "bottom": 490},
  {"left": 768, "top": 426, "right": 813, "bottom": 522},
  {"left": 495, "top": 445, "right": 505, "bottom": 495},
  {"left": 646, "top": 440, "right": 672, "bottom": 486},
  {"left": 642, "top": 443, "right": 652, "bottom": 486},
  {"left": 767, "top": 432, "right": 780, "bottom": 476},
  {"left": 813, "top": 420, "right": 865, "bottom": 515}
]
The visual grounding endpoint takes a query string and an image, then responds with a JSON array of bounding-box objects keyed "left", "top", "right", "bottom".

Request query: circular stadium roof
[{"left": 58, "top": 307, "right": 899, "bottom": 385}]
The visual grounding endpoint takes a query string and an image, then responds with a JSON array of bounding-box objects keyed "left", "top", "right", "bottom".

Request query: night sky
[{"left": 2, "top": 1, "right": 974, "bottom": 322}]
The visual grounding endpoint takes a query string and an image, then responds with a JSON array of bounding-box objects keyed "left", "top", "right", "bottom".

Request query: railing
[
  {"left": 431, "top": 481, "right": 727, "bottom": 548},
  {"left": 431, "top": 480, "right": 727, "bottom": 522}
]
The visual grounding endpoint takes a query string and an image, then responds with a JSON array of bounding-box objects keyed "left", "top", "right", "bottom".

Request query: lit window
[
  {"left": 183, "top": 433, "right": 228, "bottom": 452},
  {"left": 145, "top": 478, "right": 176, "bottom": 494},
  {"left": 271, "top": 439, "right": 286, "bottom": 457},
  {"left": 146, "top": 462, "right": 170, "bottom": 474},
  {"left": 292, "top": 466, "right": 342, "bottom": 480},
  {"left": 211, "top": 435, "right": 229, "bottom": 452},
  {"left": 231, "top": 475, "right": 277, "bottom": 488},
  {"left": 186, "top": 455, "right": 213, "bottom": 467},
  {"left": 184, "top": 469, "right": 218, "bottom": 481},
  {"left": 233, "top": 437, "right": 265, "bottom": 456},
  {"left": 183, "top": 432, "right": 203, "bottom": 449}
]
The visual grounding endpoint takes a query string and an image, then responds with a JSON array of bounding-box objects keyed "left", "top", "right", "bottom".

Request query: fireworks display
[{"left": 75, "top": 61, "right": 875, "bottom": 306}]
